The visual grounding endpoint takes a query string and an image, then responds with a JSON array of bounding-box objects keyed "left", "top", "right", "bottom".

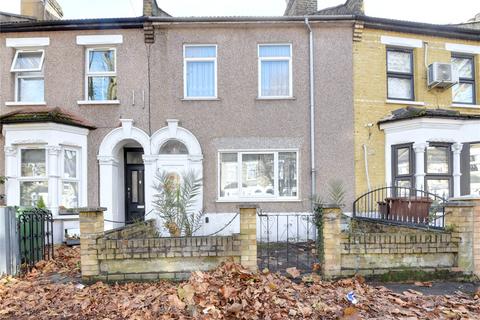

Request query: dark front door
[{"left": 125, "top": 149, "right": 145, "bottom": 223}]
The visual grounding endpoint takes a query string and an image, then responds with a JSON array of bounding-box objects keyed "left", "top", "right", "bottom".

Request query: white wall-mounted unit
[{"left": 427, "top": 63, "right": 458, "bottom": 89}]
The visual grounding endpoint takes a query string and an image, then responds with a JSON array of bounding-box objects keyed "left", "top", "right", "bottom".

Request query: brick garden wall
[{"left": 79, "top": 206, "right": 257, "bottom": 282}]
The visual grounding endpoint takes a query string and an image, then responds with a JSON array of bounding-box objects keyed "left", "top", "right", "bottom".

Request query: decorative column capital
[
  {"left": 142, "top": 155, "right": 158, "bottom": 165},
  {"left": 4, "top": 145, "right": 17, "bottom": 157},
  {"left": 452, "top": 142, "right": 463, "bottom": 154},
  {"left": 97, "top": 155, "right": 119, "bottom": 166},
  {"left": 46, "top": 145, "right": 62, "bottom": 156},
  {"left": 413, "top": 142, "right": 428, "bottom": 153}
]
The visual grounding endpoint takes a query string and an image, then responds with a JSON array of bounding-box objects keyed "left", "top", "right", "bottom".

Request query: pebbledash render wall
[
  {"left": 353, "top": 26, "right": 480, "bottom": 197},
  {"left": 322, "top": 197, "right": 480, "bottom": 279}
]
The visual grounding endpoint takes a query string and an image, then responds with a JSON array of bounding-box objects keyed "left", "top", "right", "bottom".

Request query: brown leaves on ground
[{"left": 0, "top": 246, "right": 479, "bottom": 319}]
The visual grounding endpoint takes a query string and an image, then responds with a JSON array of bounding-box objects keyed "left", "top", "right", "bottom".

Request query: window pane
[
  {"left": 395, "top": 180, "right": 412, "bottom": 196},
  {"left": 452, "top": 82, "right": 474, "bottom": 104},
  {"left": 388, "top": 77, "right": 413, "bottom": 100},
  {"left": 126, "top": 151, "right": 143, "bottom": 164},
  {"left": 88, "top": 50, "right": 115, "bottom": 72},
  {"left": 64, "top": 150, "right": 77, "bottom": 178},
  {"left": 426, "top": 179, "right": 450, "bottom": 197},
  {"left": 88, "top": 76, "right": 117, "bottom": 100},
  {"left": 185, "top": 46, "right": 216, "bottom": 58},
  {"left": 278, "top": 152, "right": 297, "bottom": 197},
  {"left": 387, "top": 50, "right": 412, "bottom": 73},
  {"left": 220, "top": 153, "right": 238, "bottom": 198},
  {"left": 61, "top": 181, "right": 78, "bottom": 208},
  {"left": 470, "top": 144, "right": 480, "bottom": 195},
  {"left": 20, "top": 181, "right": 48, "bottom": 206},
  {"left": 21, "top": 149, "right": 46, "bottom": 177},
  {"left": 14, "top": 51, "right": 43, "bottom": 70},
  {"left": 131, "top": 171, "right": 138, "bottom": 203},
  {"left": 18, "top": 77, "right": 44, "bottom": 102},
  {"left": 160, "top": 140, "right": 188, "bottom": 154},
  {"left": 259, "top": 45, "right": 291, "bottom": 57},
  {"left": 261, "top": 60, "right": 290, "bottom": 97},
  {"left": 241, "top": 154, "right": 274, "bottom": 197},
  {"left": 186, "top": 61, "right": 215, "bottom": 97},
  {"left": 452, "top": 57, "right": 473, "bottom": 79},
  {"left": 426, "top": 146, "right": 449, "bottom": 174},
  {"left": 397, "top": 147, "right": 410, "bottom": 175}
]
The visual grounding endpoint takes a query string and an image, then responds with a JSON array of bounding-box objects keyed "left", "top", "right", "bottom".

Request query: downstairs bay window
[
  {"left": 219, "top": 151, "right": 298, "bottom": 201},
  {"left": 60, "top": 149, "right": 80, "bottom": 209},
  {"left": 19, "top": 148, "right": 48, "bottom": 206},
  {"left": 425, "top": 143, "right": 453, "bottom": 197}
]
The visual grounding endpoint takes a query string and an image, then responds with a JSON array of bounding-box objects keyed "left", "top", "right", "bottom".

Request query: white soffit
[
  {"left": 380, "top": 36, "right": 423, "bottom": 48},
  {"left": 6, "top": 37, "right": 50, "bottom": 48},
  {"left": 76, "top": 35, "right": 123, "bottom": 45},
  {"left": 445, "top": 43, "right": 480, "bottom": 55}
]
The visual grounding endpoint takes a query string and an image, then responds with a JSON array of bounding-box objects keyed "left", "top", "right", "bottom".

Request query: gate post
[
  {"left": 322, "top": 205, "right": 342, "bottom": 279},
  {"left": 445, "top": 197, "right": 480, "bottom": 277},
  {"left": 239, "top": 205, "right": 258, "bottom": 272},
  {"left": 79, "top": 207, "right": 106, "bottom": 282}
]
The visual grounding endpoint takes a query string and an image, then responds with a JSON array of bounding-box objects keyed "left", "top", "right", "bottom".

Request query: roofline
[
  {"left": 0, "top": 119, "right": 96, "bottom": 130},
  {"left": 0, "top": 17, "right": 146, "bottom": 32},
  {"left": 0, "top": 11, "right": 36, "bottom": 20},
  {"left": 378, "top": 115, "right": 480, "bottom": 126},
  {"left": 357, "top": 15, "right": 480, "bottom": 41}
]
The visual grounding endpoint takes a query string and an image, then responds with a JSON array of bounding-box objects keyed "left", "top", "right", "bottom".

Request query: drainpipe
[{"left": 305, "top": 18, "right": 316, "bottom": 209}]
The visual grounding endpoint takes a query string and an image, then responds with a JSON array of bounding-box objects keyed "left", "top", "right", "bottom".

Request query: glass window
[
  {"left": 61, "top": 181, "right": 78, "bottom": 208},
  {"left": 469, "top": 144, "right": 480, "bottom": 195},
  {"left": 219, "top": 151, "right": 298, "bottom": 199},
  {"left": 396, "top": 147, "right": 411, "bottom": 175},
  {"left": 60, "top": 149, "right": 80, "bottom": 209},
  {"left": 452, "top": 55, "right": 475, "bottom": 104},
  {"left": 21, "top": 149, "right": 46, "bottom": 177},
  {"left": 20, "top": 181, "right": 48, "bottom": 207},
  {"left": 259, "top": 44, "right": 292, "bottom": 98},
  {"left": 426, "top": 179, "right": 450, "bottom": 198},
  {"left": 425, "top": 143, "right": 452, "bottom": 197},
  {"left": 184, "top": 45, "right": 217, "bottom": 98},
  {"left": 126, "top": 151, "right": 144, "bottom": 164},
  {"left": 64, "top": 150, "right": 77, "bottom": 178},
  {"left": 426, "top": 145, "right": 449, "bottom": 174},
  {"left": 11, "top": 50, "right": 44, "bottom": 72},
  {"left": 387, "top": 48, "right": 414, "bottom": 100},
  {"left": 86, "top": 48, "right": 117, "bottom": 101},
  {"left": 392, "top": 144, "right": 414, "bottom": 190},
  {"left": 11, "top": 50, "right": 45, "bottom": 103},
  {"left": 159, "top": 140, "right": 188, "bottom": 155}
]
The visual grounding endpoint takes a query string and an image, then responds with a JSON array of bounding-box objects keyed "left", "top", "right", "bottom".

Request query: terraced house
[{"left": 0, "top": 0, "right": 356, "bottom": 242}]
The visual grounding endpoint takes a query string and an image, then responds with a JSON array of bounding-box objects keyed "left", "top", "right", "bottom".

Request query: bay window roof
[
  {"left": 378, "top": 107, "right": 480, "bottom": 125},
  {"left": 0, "top": 107, "right": 96, "bottom": 130}
]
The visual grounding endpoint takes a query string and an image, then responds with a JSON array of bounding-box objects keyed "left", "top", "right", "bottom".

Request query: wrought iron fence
[
  {"left": 257, "top": 211, "right": 319, "bottom": 274},
  {"left": 353, "top": 186, "right": 447, "bottom": 229},
  {"left": 17, "top": 208, "right": 54, "bottom": 269}
]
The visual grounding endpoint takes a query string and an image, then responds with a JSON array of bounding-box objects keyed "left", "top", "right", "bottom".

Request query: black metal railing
[
  {"left": 17, "top": 208, "right": 54, "bottom": 269},
  {"left": 353, "top": 186, "right": 447, "bottom": 229},
  {"left": 257, "top": 211, "right": 318, "bottom": 274}
]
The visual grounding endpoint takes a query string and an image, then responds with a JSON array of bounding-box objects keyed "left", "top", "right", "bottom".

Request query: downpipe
[{"left": 305, "top": 18, "right": 316, "bottom": 210}]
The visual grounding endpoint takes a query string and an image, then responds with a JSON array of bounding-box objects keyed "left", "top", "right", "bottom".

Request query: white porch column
[
  {"left": 47, "top": 145, "right": 61, "bottom": 214},
  {"left": 413, "top": 142, "right": 428, "bottom": 191},
  {"left": 98, "top": 156, "right": 119, "bottom": 230},
  {"left": 4, "top": 146, "right": 18, "bottom": 206},
  {"left": 452, "top": 143, "right": 463, "bottom": 197},
  {"left": 143, "top": 155, "right": 158, "bottom": 219}
]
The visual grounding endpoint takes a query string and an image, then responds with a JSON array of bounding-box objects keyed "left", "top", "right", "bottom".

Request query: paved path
[{"left": 371, "top": 281, "right": 479, "bottom": 296}]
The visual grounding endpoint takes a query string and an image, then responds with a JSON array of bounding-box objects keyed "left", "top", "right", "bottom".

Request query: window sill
[
  {"left": 256, "top": 96, "right": 296, "bottom": 101},
  {"left": 451, "top": 103, "right": 480, "bottom": 109},
  {"left": 386, "top": 99, "right": 425, "bottom": 106},
  {"left": 5, "top": 101, "right": 47, "bottom": 107},
  {"left": 181, "top": 97, "right": 220, "bottom": 101},
  {"left": 77, "top": 100, "right": 120, "bottom": 105},
  {"left": 216, "top": 198, "right": 302, "bottom": 203}
]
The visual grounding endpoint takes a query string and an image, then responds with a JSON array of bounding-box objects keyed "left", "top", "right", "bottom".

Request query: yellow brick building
[{"left": 353, "top": 19, "right": 480, "bottom": 198}]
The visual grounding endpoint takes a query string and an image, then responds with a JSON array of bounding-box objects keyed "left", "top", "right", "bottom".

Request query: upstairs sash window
[
  {"left": 387, "top": 48, "right": 414, "bottom": 100},
  {"left": 184, "top": 45, "right": 217, "bottom": 98},
  {"left": 86, "top": 48, "right": 117, "bottom": 101},
  {"left": 258, "top": 44, "right": 292, "bottom": 98},
  {"left": 10, "top": 50, "right": 45, "bottom": 102}
]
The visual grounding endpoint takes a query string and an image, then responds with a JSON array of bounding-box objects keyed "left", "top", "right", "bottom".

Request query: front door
[{"left": 125, "top": 149, "right": 145, "bottom": 223}]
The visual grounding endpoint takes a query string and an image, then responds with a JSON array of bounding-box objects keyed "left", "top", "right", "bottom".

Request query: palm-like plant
[{"left": 152, "top": 170, "right": 204, "bottom": 237}]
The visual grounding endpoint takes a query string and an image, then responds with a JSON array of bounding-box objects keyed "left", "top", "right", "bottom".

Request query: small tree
[
  {"left": 36, "top": 196, "right": 46, "bottom": 209},
  {"left": 152, "top": 170, "right": 204, "bottom": 237}
]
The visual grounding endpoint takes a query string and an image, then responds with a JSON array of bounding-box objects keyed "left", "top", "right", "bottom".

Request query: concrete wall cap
[
  {"left": 322, "top": 204, "right": 343, "bottom": 209},
  {"left": 237, "top": 204, "right": 259, "bottom": 209},
  {"left": 77, "top": 207, "right": 108, "bottom": 213},
  {"left": 445, "top": 201, "right": 477, "bottom": 207}
]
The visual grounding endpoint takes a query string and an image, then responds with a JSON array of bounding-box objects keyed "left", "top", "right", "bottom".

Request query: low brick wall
[
  {"left": 79, "top": 206, "right": 258, "bottom": 282},
  {"left": 322, "top": 198, "right": 480, "bottom": 279}
]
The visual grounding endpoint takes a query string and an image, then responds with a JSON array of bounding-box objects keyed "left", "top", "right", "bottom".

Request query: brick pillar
[
  {"left": 79, "top": 207, "right": 106, "bottom": 282},
  {"left": 322, "top": 205, "right": 342, "bottom": 279},
  {"left": 239, "top": 205, "right": 258, "bottom": 272},
  {"left": 445, "top": 197, "right": 480, "bottom": 276}
]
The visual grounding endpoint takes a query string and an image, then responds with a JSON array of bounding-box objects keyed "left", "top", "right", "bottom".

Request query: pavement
[{"left": 370, "top": 281, "right": 480, "bottom": 296}]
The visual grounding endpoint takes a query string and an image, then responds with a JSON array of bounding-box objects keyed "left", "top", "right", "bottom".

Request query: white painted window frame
[
  {"left": 183, "top": 44, "right": 218, "bottom": 99},
  {"left": 217, "top": 149, "right": 299, "bottom": 202},
  {"left": 257, "top": 43, "right": 293, "bottom": 99},
  {"left": 60, "top": 147, "right": 81, "bottom": 208},
  {"left": 18, "top": 146, "right": 49, "bottom": 206},
  {"left": 11, "top": 49, "right": 45, "bottom": 103},
  {"left": 84, "top": 47, "right": 117, "bottom": 102}
]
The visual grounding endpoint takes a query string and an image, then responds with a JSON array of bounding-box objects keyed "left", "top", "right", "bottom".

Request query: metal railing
[
  {"left": 353, "top": 186, "right": 447, "bottom": 229},
  {"left": 17, "top": 208, "right": 54, "bottom": 269}
]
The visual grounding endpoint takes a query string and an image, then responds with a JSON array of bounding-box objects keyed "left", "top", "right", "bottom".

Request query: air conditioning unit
[{"left": 427, "top": 63, "right": 458, "bottom": 89}]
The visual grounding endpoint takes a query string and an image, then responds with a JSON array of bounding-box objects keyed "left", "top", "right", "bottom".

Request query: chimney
[
  {"left": 21, "top": 0, "right": 63, "bottom": 20},
  {"left": 284, "top": 0, "right": 318, "bottom": 16}
]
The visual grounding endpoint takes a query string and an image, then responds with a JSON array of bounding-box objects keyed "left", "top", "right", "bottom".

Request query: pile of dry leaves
[{"left": 0, "top": 246, "right": 479, "bottom": 319}]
